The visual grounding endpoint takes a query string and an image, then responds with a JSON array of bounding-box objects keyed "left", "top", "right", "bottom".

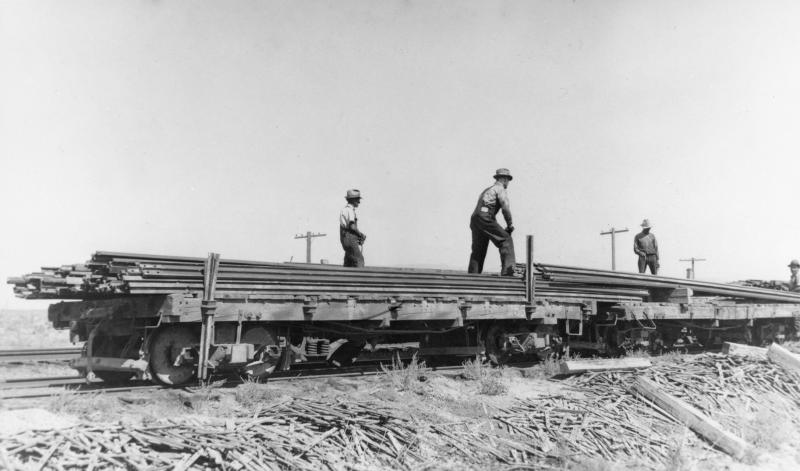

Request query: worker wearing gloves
[
  {"left": 468, "top": 168, "right": 516, "bottom": 276},
  {"left": 340, "top": 189, "right": 366, "bottom": 267},
  {"left": 634, "top": 219, "right": 659, "bottom": 274}
]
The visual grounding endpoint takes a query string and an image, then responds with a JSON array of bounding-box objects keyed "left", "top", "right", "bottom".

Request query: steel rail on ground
[
  {"left": 0, "top": 347, "right": 82, "bottom": 363},
  {"left": 0, "top": 362, "right": 467, "bottom": 400}
]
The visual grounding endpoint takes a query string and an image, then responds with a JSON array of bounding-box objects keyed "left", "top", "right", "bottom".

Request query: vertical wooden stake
[
  {"left": 198, "top": 252, "right": 220, "bottom": 382},
  {"left": 525, "top": 235, "right": 535, "bottom": 317}
]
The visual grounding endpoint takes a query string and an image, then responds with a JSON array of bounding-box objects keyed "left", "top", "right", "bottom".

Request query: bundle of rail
[{"left": 9, "top": 251, "right": 800, "bottom": 304}]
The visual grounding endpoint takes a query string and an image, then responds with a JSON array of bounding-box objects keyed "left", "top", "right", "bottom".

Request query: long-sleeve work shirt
[
  {"left": 634, "top": 231, "right": 659, "bottom": 257},
  {"left": 789, "top": 273, "right": 800, "bottom": 292}
]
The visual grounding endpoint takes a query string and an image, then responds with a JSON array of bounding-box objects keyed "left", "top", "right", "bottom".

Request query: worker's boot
[{"left": 500, "top": 240, "right": 516, "bottom": 276}]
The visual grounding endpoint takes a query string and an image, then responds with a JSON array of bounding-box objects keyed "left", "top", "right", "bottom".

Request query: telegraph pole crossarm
[
  {"left": 600, "top": 227, "right": 629, "bottom": 271},
  {"left": 680, "top": 257, "right": 707, "bottom": 279},
  {"left": 294, "top": 231, "right": 327, "bottom": 263}
]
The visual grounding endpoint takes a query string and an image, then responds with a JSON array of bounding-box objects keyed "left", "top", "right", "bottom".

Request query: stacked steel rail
[
  {"left": 534, "top": 263, "right": 800, "bottom": 303},
  {"left": 9, "top": 251, "right": 800, "bottom": 304},
  {"left": 8, "top": 252, "right": 645, "bottom": 302}
]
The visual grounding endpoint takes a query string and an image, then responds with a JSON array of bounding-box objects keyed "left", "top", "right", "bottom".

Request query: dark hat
[
  {"left": 345, "top": 189, "right": 362, "bottom": 200},
  {"left": 494, "top": 168, "right": 513, "bottom": 180},
  {"left": 788, "top": 259, "right": 800, "bottom": 268}
]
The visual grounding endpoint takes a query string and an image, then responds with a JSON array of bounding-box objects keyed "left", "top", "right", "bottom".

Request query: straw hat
[
  {"left": 494, "top": 168, "right": 513, "bottom": 180},
  {"left": 345, "top": 189, "right": 362, "bottom": 200}
]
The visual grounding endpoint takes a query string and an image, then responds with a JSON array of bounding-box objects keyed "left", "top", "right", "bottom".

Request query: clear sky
[{"left": 2, "top": 0, "right": 800, "bottom": 310}]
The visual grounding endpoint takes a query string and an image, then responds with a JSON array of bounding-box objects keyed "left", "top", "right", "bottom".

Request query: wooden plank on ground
[
  {"left": 721, "top": 342, "right": 767, "bottom": 359},
  {"left": 629, "top": 376, "right": 751, "bottom": 460},
  {"left": 767, "top": 343, "right": 800, "bottom": 374},
  {"left": 559, "top": 357, "right": 651, "bottom": 375}
]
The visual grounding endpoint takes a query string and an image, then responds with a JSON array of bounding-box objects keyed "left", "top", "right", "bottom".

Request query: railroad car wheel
[
  {"left": 242, "top": 326, "right": 279, "bottom": 347},
  {"left": 484, "top": 324, "right": 512, "bottom": 365},
  {"left": 149, "top": 326, "right": 197, "bottom": 386},
  {"left": 241, "top": 326, "right": 284, "bottom": 380}
]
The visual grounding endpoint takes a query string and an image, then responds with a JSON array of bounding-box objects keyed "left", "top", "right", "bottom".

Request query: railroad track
[
  {"left": 0, "top": 375, "right": 87, "bottom": 389},
  {"left": 0, "top": 361, "right": 467, "bottom": 400},
  {"left": 0, "top": 347, "right": 82, "bottom": 362},
  {"left": 0, "top": 375, "right": 162, "bottom": 400}
]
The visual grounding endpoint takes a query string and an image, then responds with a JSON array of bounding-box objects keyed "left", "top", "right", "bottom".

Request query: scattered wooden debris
[
  {"left": 721, "top": 342, "right": 767, "bottom": 359},
  {"left": 564, "top": 351, "right": 800, "bottom": 461},
  {"left": 0, "top": 389, "right": 690, "bottom": 469},
  {"left": 492, "top": 395, "right": 684, "bottom": 463},
  {"left": 1, "top": 398, "right": 423, "bottom": 470},
  {"left": 767, "top": 343, "right": 800, "bottom": 375},
  {"left": 629, "top": 376, "right": 751, "bottom": 460},
  {"left": 4, "top": 351, "right": 800, "bottom": 469},
  {"left": 558, "top": 357, "right": 651, "bottom": 376}
]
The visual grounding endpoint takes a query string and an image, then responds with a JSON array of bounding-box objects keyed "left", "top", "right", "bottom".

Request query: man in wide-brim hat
[
  {"left": 786, "top": 259, "right": 800, "bottom": 292},
  {"left": 340, "top": 189, "right": 366, "bottom": 267},
  {"left": 633, "top": 218, "right": 659, "bottom": 274},
  {"left": 468, "top": 168, "right": 516, "bottom": 276}
]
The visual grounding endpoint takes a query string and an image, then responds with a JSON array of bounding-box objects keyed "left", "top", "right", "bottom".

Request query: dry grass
[
  {"left": 47, "top": 391, "right": 122, "bottom": 422},
  {"left": 234, "top": 379, "right": 284, "bottom": 412},
  {"left": 623, "top": 347, "right": 652, "bottom": 359},
  {"left": 461, "top": 356, "right": 486, "bottom": 380},
  {"left": 542, "top": 355, "right": 562, "bottom": 377},
  {"left": 380, "top": 353, "right": 430, "bottom": 393},
  {"left": 651, "top": 350, "right": 686, "bottom": 363},
  {"left": 478, "top": 374, "right": 508, "bottom": 395},
  {"left": 741, "top": 402, "right": 794, "bottom": 452},
  {"left": 460, "top": 357, "right": 508, "bottom": 395},
  {"left": 663, "top": 432, "right": 695, "bottom": 471},
  {"left": 176, "top": 379, "right": 243, "bottom": 417},
  {"left": 564, "top": 457, "right": 619, "bottom": 471}
]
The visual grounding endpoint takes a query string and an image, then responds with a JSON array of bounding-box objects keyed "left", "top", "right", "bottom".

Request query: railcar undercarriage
[{"left": 51, "top": 294, "right": 800, "bottom": 386}]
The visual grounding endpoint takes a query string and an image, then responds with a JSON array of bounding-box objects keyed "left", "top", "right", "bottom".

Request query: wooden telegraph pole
[
  {"left": 295, "top": 231, "right": 326, "bottom": 263},
  {"left": 680, "top": 257, "right": 706, "bottom": 279},
  {"left": 600, "top": 227, "right": 629, "bottom": 271}
]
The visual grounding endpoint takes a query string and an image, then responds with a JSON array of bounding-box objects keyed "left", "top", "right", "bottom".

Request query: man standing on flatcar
[
  {"left": 785, "top": 260, "right": 800, "bottom": 338},
  {"left": 468, "top": 168, "right": 516, "bottom": 276},
  {"left": 633, "top": 219, "right": 659, "bottom": 274},
  {"left": 340, "top": 189, "right": 366, "bottom": 267},
  {"left": 785, "top": 259, "right": 800, "bottom": 292}
]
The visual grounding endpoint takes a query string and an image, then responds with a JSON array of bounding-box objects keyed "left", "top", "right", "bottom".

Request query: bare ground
[
  {"left": 1, "top": 311, "right": 799, "bottom": 470},
  {"left": 1, "top": 354, "right": 799, "bottom": 470}
]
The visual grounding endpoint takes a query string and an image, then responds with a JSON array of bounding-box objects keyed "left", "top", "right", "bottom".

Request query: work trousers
[
  {"left": 468, "top": 213, "right": 515, "bottom": 276},
  {"left": 638, "top": 254, "right": 658, "bottom": 275},
  {"left": 340, "top": 230, "right": 364, "bottom": 268},
  {"left": 794, "top": 313, "right": 800, "bottom": 339}
]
